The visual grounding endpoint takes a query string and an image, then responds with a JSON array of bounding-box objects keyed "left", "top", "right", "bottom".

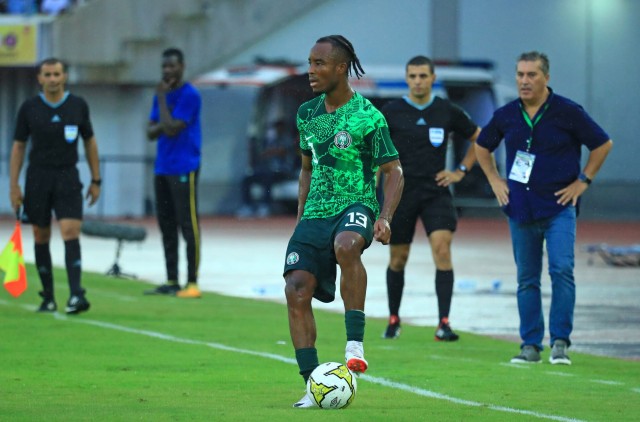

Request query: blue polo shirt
[
  {"left": 477, "top": 88, "right": 609, "bottom": 223},
  {"left": 149, "top": 82, "right": 202, "bottom": 175}
]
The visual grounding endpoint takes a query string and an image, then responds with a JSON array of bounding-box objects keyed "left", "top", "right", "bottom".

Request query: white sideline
[{"left": 12, "top": 308, "right": 583, "bottom": 422}]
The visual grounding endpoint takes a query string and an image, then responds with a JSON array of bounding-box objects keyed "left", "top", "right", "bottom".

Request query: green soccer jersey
[{"left": 297, "top": 91, "right": 399, "bottom": 220}]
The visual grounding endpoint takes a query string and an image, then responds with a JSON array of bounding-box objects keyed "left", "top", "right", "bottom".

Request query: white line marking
[
  {"left": 359, "top": 374, "right": 585, "bottom": 421},
  {"left": 53, "top": 313, "right": 297, "bottom": 365},
  {"left": 545, "top": 371, "right": 575, "bottom": 377},
  {"left": 52, "top": 313, "right": 585, "bottom": 422},
  {"left": 499, "top": 362, "right": 531, "bottom": 369},
  {"left": 590, "top": 379, "right": 624, "bottom": 386}
]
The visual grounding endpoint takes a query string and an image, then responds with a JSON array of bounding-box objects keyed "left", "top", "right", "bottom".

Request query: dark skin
[
  {"left": 285, "top": 41, "right": 404, "bottom": 350},
  {"left": 147, "top": 55, "right": 187, "bottom": 140}
]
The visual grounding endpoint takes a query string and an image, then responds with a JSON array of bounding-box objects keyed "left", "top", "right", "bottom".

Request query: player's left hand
[
  {"left": 555, "top": 179, "right": 588, "bottom": 206},
  {"left": 374, "top": 218, "right": 391, "bottom": 245},
  {"left": 86, "top": 184, "right": 101, "bottom": 206},
  {"left": 435, "top": 170, "right": 463, "bottom": 187}
]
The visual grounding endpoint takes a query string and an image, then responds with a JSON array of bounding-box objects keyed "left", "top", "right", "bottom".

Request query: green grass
[{"left": 1, "top": 265, "right": 638, "bottom": 421}]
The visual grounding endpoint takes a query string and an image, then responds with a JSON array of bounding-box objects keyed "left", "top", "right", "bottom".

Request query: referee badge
[
  {"left": 64, "top": 125, "right": 79, "bottom": 143},
  {"left": 333, "top": 131, "right": 353, "bottom": 149},
  {"left": 429, "top": 127, "right": 444, "bottom": 147}
]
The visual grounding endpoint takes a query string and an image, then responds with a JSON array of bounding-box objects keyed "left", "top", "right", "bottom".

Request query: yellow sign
[{"left": 0, "top": 24, "right": 38, "bottom": 66}]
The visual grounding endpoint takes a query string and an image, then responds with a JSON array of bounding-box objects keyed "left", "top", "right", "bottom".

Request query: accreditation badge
[
  {"left": 429, "top": 127, "right": 445, "bottom": 147},
  {"left": 64, "top": 125, "right": 79, "bottom": 143},
  {"left": 508, "top": 150, "right": 536, "bottom": 184}
]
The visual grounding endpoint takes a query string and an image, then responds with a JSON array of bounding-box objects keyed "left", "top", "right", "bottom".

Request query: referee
[
  {"left": 9, "top": 57, "right": 102, "bottom": 314},
  {"left": 380, "top": 55, "right": 481, "bottom": 341}
]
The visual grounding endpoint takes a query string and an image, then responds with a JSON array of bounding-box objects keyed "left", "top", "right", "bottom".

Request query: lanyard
[{"left": 520, "top": 103, "right": 549, "bottom": 152}]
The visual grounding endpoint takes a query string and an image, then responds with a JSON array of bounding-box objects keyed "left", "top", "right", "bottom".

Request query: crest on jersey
[
  {"left": 286, "top": 252, "right": 299, "bottom": 265},
  {"left": 64, "top": 125, "right": 79, "bottom": 143},
  {"left": 429, "top": 127, "right": 445, "bottom": 147},
  {"left": 333, "top": 131, "right": 352, "bottom": 149}
]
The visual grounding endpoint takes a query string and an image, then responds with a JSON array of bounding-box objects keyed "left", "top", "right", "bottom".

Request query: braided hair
[{"left": 316, "top": 35, "right": 365, "bottom": 79}]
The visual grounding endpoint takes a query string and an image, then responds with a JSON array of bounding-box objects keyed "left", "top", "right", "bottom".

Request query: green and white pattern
[{"left": 297, "top": 92, "right": 399, "bottom": 220}]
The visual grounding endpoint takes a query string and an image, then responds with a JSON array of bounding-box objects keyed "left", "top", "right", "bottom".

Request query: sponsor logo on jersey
[
  {"left": 416, "top": 117, "right": 427, "bottom": 125},
  {"left": 429, "top": 127, "right": 445, "bottom": 147},
  {"left": 333, "top": 131, "right": 353, "bottom": 149},
  {"left": 286, "top": 252, "right": 299, "bottom": 265},
  {"left": 51, "top": 114, "right": 61, "bottom": 123}
]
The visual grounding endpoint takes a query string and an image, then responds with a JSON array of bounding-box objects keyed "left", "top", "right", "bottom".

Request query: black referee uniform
[
  {"left": 381, "top": 95, "right": 478, "bottom": 338},
  {"left": 14, "top": 93, "right": 93, "bottom": 225},
  {"left": 381, "top": 96, "right": 478, "bottom": 240},
  {"left": 12, "top": 89, "right": 99, "bottom": 315}
]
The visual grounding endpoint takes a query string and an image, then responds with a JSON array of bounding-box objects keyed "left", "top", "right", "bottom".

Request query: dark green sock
[
  {"left": 295, "top": 348, "right": 318, "bottom": 383},
  {"left": 345, "top": 309, "right": 365, "bottom": 342}
]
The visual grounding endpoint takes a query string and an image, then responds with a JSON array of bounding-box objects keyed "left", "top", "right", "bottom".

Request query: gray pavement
[{"left": 3, "top": 216, "right": 639, "bottom": 360}]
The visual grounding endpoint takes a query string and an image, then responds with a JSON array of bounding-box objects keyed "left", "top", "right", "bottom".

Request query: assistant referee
[{"left": 10, "top": 57, "right": 102, "bottom": 315}]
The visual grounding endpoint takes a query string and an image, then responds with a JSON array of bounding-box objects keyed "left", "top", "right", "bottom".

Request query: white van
[{"left": 192, "top": 61, "right": 516, "bottom": 215}]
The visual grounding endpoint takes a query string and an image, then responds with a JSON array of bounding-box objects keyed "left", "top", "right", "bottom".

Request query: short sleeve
[
  {"left": 172, "top": 86, "right": 201, "bottom": 124},
  {"left": 476, "top": 113, "right": 503, "bottom": 152},
  {"left": 13, "top": 102, "right": 30, "bottom": 142},
  {"left": 79, "top": 98, "right": 94, "bottom": 140}
]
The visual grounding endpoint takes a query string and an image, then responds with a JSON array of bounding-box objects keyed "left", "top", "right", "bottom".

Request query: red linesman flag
[{"left": 0, "top": 221, "right": 28, "bottom": 298}]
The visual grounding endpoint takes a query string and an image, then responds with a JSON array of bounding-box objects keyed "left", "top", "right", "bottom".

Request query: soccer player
[
  {"left": 283, "top": 35, "right": 404, "bottom": 408},
  {"left": 381, "top": 56, "right": 480, "bottom": 341},
  {"left": 144, "top": 48, "right": 203, "bottom": 299},
  {"left": 9, "top": 57, "right": 102, "bottom": 314},
  {"left": 476, "top": 51, "right": 612, "bottom": 364}
]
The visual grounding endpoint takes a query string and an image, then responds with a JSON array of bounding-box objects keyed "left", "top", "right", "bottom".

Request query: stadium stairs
[{"left": 49, "top": 0, "right": 330, "bottom": 84}]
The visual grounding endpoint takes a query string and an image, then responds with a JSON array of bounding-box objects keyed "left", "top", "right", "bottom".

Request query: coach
[{"left": 475, "top": 51, "right": 612, "bottom": 365}]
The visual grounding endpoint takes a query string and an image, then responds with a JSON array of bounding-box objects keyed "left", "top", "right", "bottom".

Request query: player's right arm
[
  {"left": 375, "top": 159, "right": 404, "bottom": 245},
  {"left": 9, "top": 141, "right": 26, "bottom": 213},
  {"left": 296, "top": 154, "right": 312, "bottom": 223},
  {"left": 147, "top": 81, "right": 187, "bottom": 140}
]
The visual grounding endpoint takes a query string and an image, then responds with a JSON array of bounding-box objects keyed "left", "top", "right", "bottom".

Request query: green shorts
[{"left": 283, "top": 204, "right": 375, "bottom": 303}]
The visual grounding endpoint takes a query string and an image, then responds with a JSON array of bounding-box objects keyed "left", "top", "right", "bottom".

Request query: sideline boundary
[{"left": 1, "top": 304, "right": 583, "bottom": 422}]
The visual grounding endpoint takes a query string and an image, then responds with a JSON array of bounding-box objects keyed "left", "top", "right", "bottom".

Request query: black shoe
[
  {"left": 434, "top": 317, "right": 459, "bottom": 342},
  {"left": 382, "top": 315, "right": 401, "bottom": 339},
  {"left": 66, "top": 291, "right": 90, "bottom": 315},
  {"left": 144, "top": 283, "right": 181, "bottom": 296},
  {"left": 37, "top": 291, "right": 57, "bottom": 313}
]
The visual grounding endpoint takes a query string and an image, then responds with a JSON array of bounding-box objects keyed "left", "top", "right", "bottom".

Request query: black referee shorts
[
  {"left": 23, "top": 166, "right": 83, "bottom": 227},
  {"left": 390, "top": 182, "right": 457, "bottom": 244}
]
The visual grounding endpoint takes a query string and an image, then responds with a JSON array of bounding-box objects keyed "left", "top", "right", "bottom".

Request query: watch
[
  {"left": 578, "top": 173, "right": 592, "bottom": 185},
  {"left": 91, "top": 179, "right": 102, "bottom": 187},
  {"left": 457, "top": 164, "right": 469, "bottom": 174}
]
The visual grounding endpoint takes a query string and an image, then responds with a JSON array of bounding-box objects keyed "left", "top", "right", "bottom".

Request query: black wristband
[
  {"left": 91, "top": 179, "right": 102, "bottom": 187},
  {"left": 578, "top": 173, "right": 592, "bottom": 185}
]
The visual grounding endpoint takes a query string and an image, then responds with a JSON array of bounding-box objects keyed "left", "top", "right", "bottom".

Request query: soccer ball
[{"left": 306, "top": 362, "right": 357, "bottom": 409}]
